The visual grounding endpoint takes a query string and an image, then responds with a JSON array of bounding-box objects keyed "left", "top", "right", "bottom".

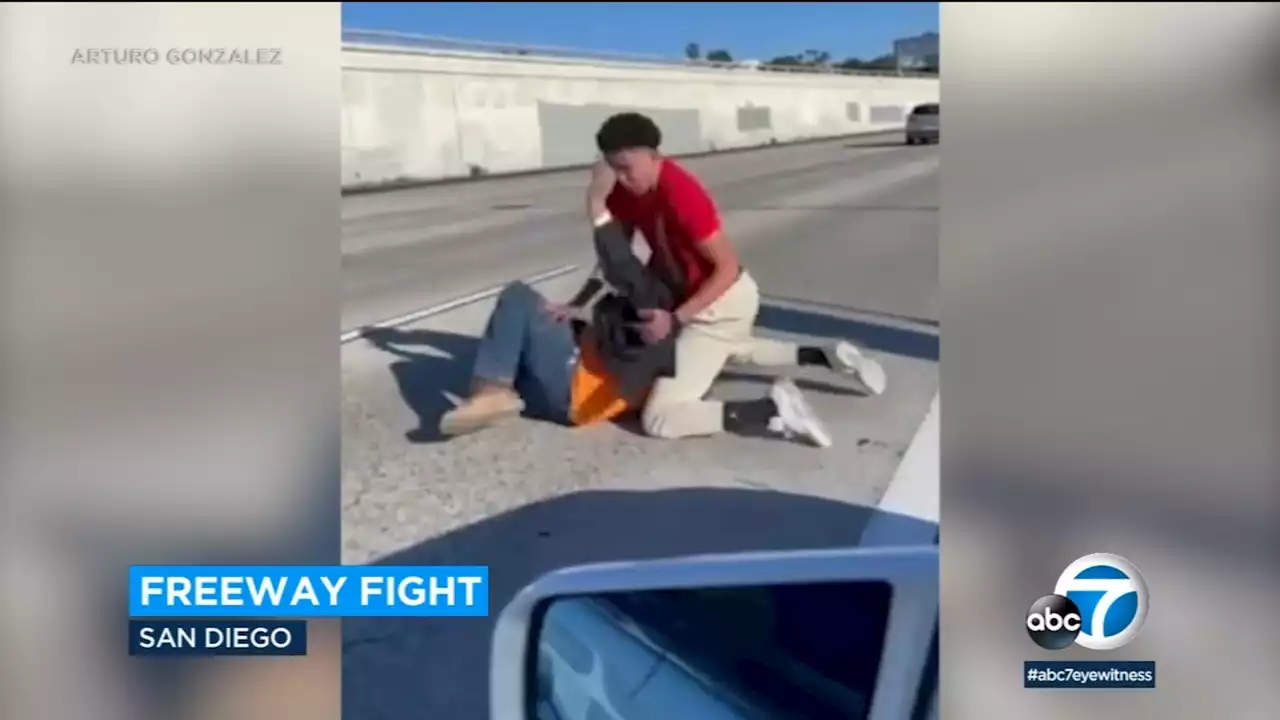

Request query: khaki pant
[{"left": 641, "top": 270, "right": 799, "bottom": 438}]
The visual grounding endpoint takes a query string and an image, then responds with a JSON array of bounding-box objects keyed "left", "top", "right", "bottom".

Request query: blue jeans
[{"left": 472, "top": 281, "right": 578, "bottom": 425}]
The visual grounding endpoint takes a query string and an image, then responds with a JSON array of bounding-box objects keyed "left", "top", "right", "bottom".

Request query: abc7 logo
[
  {"left": 1025, "top": 595, "right": 1084, "bottom": 650},
  {"left": 1026, "top": 553, "right": 1149, "bottom": 651}
]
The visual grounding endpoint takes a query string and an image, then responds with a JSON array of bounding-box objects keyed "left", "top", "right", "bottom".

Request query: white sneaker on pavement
[
  {"left": 825, "top": 340, "right": 888, "bottom": 396},
  {"left": 769, "top": 377, "right": 833, "bottom": 448}
]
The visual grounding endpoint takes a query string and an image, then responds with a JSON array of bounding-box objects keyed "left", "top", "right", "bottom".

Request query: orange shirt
[{"left": 568, "top": 329, "right": 640, "bottom": 426}]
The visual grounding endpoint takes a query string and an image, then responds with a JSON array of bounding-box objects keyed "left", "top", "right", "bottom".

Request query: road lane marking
[
  {"left": 859, "top": 391, "right": 939, "bottom": 546},
  {"left": 339, "top": 263, "right": 582, "bottom": 344}
]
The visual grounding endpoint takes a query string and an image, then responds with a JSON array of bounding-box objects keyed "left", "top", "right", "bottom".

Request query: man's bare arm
[
  {"left": 674, "top": 232, "right": 742, "bottom": 323},
  {"left": 586, "top": 159, "right": 617, "bottom": 221}
]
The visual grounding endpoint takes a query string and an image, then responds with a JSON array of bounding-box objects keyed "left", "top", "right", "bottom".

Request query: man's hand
[
  {"left": 586, "top": 159, "right": 616, "bottom": 219},
  {"left": 543, "top": 301, "right": 575, "bottom": 323},
  {"left": 634, "top": 308, "right": 675, "bottom": 344}
]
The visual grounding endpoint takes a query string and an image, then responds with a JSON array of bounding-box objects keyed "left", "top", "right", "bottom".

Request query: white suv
[{"left": 905, "top": 103, "right": 939, "bottom": 145}]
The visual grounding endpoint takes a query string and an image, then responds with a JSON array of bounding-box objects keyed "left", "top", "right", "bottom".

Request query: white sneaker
[
  {"left": 825, "top": 341, "right": 888, "bottom": 396},
  {"left": 769, "top": 377, "right": 833, "bottom": 448}
]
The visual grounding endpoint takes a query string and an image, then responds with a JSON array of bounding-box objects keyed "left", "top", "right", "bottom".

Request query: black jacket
[{"left": 570, "top": 219, "right": 678, "bottom": 403}]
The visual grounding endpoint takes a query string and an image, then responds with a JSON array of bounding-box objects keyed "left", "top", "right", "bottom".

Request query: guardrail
[{"left": 342, "top": 29, "right": 937, "bottom": 79}]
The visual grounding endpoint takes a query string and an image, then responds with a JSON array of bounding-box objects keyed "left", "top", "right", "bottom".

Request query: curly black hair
[{"left": 596, "top": 112, "right": 662, "bottom": 154}]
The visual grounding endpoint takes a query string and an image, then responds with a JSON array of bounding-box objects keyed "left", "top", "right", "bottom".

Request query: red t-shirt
[{"left": 605, "top": 158, "right": 722, "bottom": 299}]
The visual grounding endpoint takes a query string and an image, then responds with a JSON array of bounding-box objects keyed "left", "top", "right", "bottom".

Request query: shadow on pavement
[
  {"left": 763, "top": 296, "right": 939, "bottom": 329},
  {"left": 757, "top": 304, "right": 939, "bottom": 363},
  {"left": 359, "top": 302, "right": 939, "bottom": 444},
  {"left": 341, "top": 487, "right": 938, "bottom": 720},
  {"left": 717, "top": 370, "right": 869, "bottom": 397},
  {"left": 361, "top": 326, "right": 479, "bottom": 444}
]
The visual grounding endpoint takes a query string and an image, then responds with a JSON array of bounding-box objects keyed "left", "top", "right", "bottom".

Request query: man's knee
[
  {"left": 496, "top": 280, "right": 541, "bottom": 312},
  {"left": 640, "top": 401, "right": 681, "bottom": 439},
  {"left": 499, "top": 280, "right": 536, "bottom": 302}
]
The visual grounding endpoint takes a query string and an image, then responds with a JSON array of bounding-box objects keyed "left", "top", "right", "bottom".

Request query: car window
[
  {"left": 595, "top": 581, "right": 894, "bottom": 720},
  {"left": 912, "top": 104, "right": 939, "bottom": 116},
  {"left": 538, "top": 596, "right": 768, "bottom": 720}
]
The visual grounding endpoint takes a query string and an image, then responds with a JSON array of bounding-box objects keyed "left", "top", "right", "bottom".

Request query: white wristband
[{"left": 592, "top": 210, "right": 614, "bottom": 228}]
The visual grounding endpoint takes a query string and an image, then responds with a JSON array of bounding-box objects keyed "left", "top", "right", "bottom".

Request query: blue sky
[{"left": 342, "top": 2, "right": 938, "bottom": 62}]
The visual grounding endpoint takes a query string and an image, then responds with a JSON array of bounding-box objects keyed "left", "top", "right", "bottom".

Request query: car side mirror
[{"left": 490, "top": 545, "right": 938, "bottom": 720}]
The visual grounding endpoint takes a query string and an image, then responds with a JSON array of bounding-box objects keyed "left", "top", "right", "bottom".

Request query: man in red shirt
[{"left": 585, "top": 112, "right": 888, "bottom": 447}]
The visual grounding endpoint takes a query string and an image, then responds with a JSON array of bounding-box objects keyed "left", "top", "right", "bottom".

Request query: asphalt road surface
[{"left": 340, "top": 132, "right": 940, "bottom": 719}]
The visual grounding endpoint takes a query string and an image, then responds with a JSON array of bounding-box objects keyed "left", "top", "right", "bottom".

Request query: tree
[
  {"left": 864, "top": 53, "right": 898, "bottom": 71},
  {"left": 766, "top": 51, "right": 833, "bottom": 73},
  {"left": 767, "top": 54, "right": 805, "bottom": 68},
  {"left": 706, "top": 48, "right": 733, "bottom": 63},
  {"left": 685, "top": 42, "right": 701, "bottom": 60},
  {"left": 802, "top": 49, "right": 831, "bottom": 66}
]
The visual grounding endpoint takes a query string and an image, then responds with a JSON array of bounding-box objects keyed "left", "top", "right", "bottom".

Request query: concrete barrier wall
[{"left": 341, "top": 45, "right": 940, "bottom": 188}]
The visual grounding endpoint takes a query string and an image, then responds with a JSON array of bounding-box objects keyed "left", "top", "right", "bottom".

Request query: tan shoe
[{"left": 439, "top": 389, "right": 525, "bottom": 436}]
